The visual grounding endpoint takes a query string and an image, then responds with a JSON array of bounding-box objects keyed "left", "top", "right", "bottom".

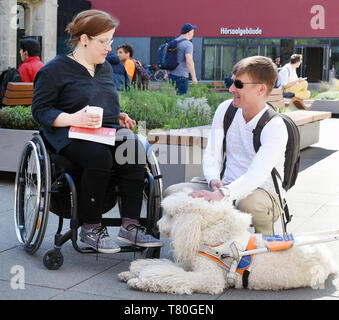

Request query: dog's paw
[
  {"left": 170, "top": 286, "right": 193, "bottom": 295},
  {"left": 118, "top": 271, "right": 133, "bottom": 282},
  {"left": 127, "top": 277, "right": 146, "bottom": 290}
]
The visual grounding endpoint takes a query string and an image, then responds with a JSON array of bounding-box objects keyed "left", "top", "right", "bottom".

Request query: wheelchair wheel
[
  {"left": 142, "top": 148, "right": 163, "bottom": 237},
  {"left": 14, "top": 134, "right": 51, "bottom": 254}
]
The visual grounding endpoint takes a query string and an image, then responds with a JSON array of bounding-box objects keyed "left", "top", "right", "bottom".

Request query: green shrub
[
  {"left": 186, "top": 83, "right": 232, "bottom": 113},
  {"left": 0, "top": 82, "right": 231, "bottom": 132},
  {"left": 119, "top": 82, "right": 231, "bottom": 130},
  {"left": 314, "top": 91, "right": 339, "bottom": 100},
  {"left": 0, "top": 106, "right": 39, "bottom": 130}
]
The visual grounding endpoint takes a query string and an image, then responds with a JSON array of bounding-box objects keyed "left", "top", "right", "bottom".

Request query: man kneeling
[{"left": 165, "top": 56, "right": 288, "bottom": 235}]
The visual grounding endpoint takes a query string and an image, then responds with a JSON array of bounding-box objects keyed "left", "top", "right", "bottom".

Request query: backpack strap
[
  {"left": 221, "top": 102, "right": 238, "bottom": 179},
  {"left": 176, "top": 38, "right": 189, "bottom": 44},
  {"left": 252, "top": 106, "right": 292, "bottom": 232},
  {"left": 252, "top": 108, "right": 277, "bottom": 153}
]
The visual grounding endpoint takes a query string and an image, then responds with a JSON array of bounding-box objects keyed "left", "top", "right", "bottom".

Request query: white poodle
[{"left": 119, "top": 189, "right": 338, "bottom": 294}]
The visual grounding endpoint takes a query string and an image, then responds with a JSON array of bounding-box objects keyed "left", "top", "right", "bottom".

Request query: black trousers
[{"left": 60, "top": 134, "right": 146, "bottom": 224}]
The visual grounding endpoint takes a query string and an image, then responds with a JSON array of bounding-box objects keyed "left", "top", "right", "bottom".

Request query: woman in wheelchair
[{"left": 31, "top": 9, "right": 163, "bottom": 253}]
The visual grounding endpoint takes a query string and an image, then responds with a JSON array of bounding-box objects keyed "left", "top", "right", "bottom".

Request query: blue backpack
[{"left": 157, "top": 38, "right": 187, "bottom": 70}]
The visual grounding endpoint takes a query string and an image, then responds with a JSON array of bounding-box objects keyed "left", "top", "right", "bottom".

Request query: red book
[{"left": 68, "top": 126, "right": 116, "bottom": 146}]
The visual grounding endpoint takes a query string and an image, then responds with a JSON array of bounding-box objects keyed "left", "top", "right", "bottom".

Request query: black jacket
[
  {"left": 106, "top": 53, "right": 130, "bottom": 91},
  {"left": 32, "top": 54, "right": 122, "bottom": 153}
]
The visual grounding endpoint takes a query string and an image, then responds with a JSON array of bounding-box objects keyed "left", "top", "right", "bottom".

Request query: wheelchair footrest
[{"left": 119, "top": 245, "right": 145, "bottom": 253}]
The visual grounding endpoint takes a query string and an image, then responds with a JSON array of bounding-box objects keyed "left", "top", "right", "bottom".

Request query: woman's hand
[
  {"left": 53, "top": 106, "right": 101, "bottom": 128},
  {"left": 119, "top": 112, "right": 136, "bottom": 129},
  {"left": 72, "top": 106, "right": 102, "bottom": 128}
]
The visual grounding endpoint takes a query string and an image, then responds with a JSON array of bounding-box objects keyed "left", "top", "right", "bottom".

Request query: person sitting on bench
[{"left": 278, "top": 54, "right": 311, "bottom": 100}]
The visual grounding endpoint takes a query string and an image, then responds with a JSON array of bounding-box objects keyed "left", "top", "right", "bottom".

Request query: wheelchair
[{"left": 14, "top": 133, "right": 163, "bottom": 270}]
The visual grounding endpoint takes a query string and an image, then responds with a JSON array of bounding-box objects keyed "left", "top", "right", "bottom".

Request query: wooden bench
[
  {"left": 211, "top": 81, "right": 228, "bottom": 93},
  {"left": 147, "top": 110, "right": 332, "bottom": 187},
  {"left": 2, "top": 82, "right": 34, "bottom": 106},
  {"left": 267, "top": 88, "right": 285, "bottom": 110}
]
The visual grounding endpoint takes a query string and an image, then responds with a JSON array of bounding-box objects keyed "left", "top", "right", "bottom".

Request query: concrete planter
[
  {"left": 0, "top": 128, "right": 38, "bottom": 172},
  {"left": 311, "top": 99, "right": 339, "bottom": 114}
]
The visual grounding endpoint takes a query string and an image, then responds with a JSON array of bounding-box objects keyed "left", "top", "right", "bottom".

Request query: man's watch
[{"left": 218, "top": 187, "right": 230, "bottom": 199}]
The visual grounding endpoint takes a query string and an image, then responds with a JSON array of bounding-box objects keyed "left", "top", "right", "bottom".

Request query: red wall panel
[{"left": 90, "top": 0, "right": 338, "bottom": 38}]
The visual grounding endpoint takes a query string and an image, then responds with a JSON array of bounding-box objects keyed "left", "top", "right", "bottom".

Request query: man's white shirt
[
  {"left": 278, "top": 63, "right": 298, "bottom": 88},
  {"left": 203, "top": 99, "right": 288, "bottom": 200}
]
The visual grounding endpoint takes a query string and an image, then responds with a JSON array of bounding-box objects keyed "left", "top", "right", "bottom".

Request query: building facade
[
  {"left": 1, "top": 0, "right": 338, "bottom": 84},
  {"left": 0, "top": 0, "right": 58, "bottom": 72},
  {"left": 90, "top": 0, "right": 339, "bottom": 83}
]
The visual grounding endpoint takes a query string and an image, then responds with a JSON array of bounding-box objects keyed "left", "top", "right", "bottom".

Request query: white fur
[{"left": 119, "top": 188, "right": 338, "bottom": 294}]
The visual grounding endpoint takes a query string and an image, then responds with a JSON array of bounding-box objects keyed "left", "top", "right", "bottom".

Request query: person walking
[{"left": 168, "top": 23, "right": 198, "bottom": 95}]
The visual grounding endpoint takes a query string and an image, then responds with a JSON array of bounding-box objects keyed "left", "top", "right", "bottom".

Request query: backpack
[
  {"left": 0, "top": 67, "right": 22, "bottom": 104},
  {"left": 221, "top": 102, "right": 300, "bottom": 230},
  {"left": 157, "top": 38, "right": 187, "bottom": 70},
  {"left": 132, "top": 60, "right": 150, "bottom": 90},
  {"left": 274, "top": 66, "right": 290, "bottom": 88}
]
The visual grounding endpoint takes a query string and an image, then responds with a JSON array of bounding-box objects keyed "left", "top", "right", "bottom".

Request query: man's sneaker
[
  {"left": 117, "top": 225, "right": 164, "bottom": 248},
  {"left": 80, "top": 225, "right": 121, "bottom": 254}
]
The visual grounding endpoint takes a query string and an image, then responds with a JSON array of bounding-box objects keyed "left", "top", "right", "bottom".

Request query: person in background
[
  {"left": 168, "top": 23, "right": 198, "bottom": 95},
  {"left": 106, "top": 52, "right": 130, "bottom": 91},
  {"left": 116, "top": 44, "right": 135, "bottom": 82},
  {"left": 275, "top": 56, "right": 282, "bottom": 69},
  {"left": 18, "top": 38, "right": 44, "bottom": 82},
  {"left": 277, "top": 54, "right": 311, "bottom": 100}
]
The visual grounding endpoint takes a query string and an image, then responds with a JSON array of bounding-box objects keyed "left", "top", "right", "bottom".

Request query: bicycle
[{"left": 144, "top": 64, "right": 167, "bottom": 82}]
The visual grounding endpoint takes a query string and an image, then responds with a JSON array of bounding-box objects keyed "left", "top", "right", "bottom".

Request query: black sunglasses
[{"left": 231, "top": 79, "right": 262, "bottom": 89}]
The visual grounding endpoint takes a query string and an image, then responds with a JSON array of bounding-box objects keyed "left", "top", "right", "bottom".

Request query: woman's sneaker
[
  {"left": 80, "top": 225, "right": 121, "bottom": 253},
  {"left": 117, "top": 225, "right": 164, "bottom": 247}
]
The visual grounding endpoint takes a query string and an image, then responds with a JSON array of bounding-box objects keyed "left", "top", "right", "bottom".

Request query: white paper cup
[{"left": 86, "top": 106, "right": 103, "bottom": 128}]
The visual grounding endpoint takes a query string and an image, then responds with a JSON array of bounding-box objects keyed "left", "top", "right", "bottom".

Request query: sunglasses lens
[
  {"left": 231, "top": 79, "right": 243, "bottom": 89},
  {"left": 234, "top": 80, "right": 243, "bottom": 89}
]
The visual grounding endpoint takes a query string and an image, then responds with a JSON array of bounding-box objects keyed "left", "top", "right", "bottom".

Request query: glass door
[
  {"left": 246, "top": 45, "right": 279, "bottom": 61},
  {"left": 221, "top": 46, "right": 236, "bottom": 79},
  {"left": 246, "top": 45, "right": 260, "bottom": 57},
  {"left": 203, "top": 45, "right": 236, "bottom": 80},
  {"left": 296, "top": 45, "right": 329, "bottom": 81},
  {"left": 263, "top": 45, "right": 280, "bottom": 62},
  {"left": 203, "top": 45, "right": 217, "bottom": 80},
  {"left": 295, "top": 46, "right": 307, "bottom": 77},
  {"left": 322, "top": 45, "right": 330, "bottom": 81}
]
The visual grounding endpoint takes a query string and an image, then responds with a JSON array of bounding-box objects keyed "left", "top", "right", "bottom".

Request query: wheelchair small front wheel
[{"left": 43, "top": 249, "right": 64, "bottom": 270}]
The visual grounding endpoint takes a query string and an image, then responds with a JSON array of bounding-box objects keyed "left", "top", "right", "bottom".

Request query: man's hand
[
  {"left": 209, "top": 179, "right": 223, "bottom": 191},
  {"left": 189, "top": 189, "right": 224, "bottom": 202},
  {"left": 191, "top": 77, "right": 198, "bottom": 85}
]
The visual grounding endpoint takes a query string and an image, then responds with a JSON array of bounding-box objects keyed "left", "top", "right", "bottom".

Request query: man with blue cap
[{"left": 168, "top": 23, "right": 198, "bottom": 94}]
